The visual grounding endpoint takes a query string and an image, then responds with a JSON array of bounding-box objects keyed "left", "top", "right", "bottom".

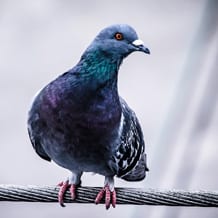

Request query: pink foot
[
  {"left": 58, "top": 181, "right": 77, "bottom": 207},
  {"left": 95, "top": 185, "right": 116, "bottom": 209}
]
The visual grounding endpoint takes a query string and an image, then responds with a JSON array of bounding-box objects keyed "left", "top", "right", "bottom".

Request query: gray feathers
[{"left": 28, "top": 24, "right": 149, "bottom": 183}]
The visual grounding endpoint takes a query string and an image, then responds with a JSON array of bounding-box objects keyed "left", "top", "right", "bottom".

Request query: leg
[
  {"left": 95, "top": 176, "right": 116, "bottom": 209},
  {"left": 58, "top": 171, "right": 82, "bottom": 207}
]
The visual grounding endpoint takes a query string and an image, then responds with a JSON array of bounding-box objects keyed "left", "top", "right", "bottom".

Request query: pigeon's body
[{"left": 28, "top": 24, "right": 149, "bottom": 209}]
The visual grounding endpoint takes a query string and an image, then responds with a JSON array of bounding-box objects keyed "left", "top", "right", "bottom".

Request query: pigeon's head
[{"left": 87, "top": 24, "right": 150, "bottom": 61}]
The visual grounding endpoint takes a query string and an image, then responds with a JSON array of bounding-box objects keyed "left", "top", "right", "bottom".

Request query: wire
[{"left": 0, "top": 185, "right": 218, "bottom": 207}]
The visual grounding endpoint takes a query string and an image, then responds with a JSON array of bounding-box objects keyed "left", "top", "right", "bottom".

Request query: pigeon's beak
[{"left": 132, "top": 39, "right": 150, "bottom": 54}]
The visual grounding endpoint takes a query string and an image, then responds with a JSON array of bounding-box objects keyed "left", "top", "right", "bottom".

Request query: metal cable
[{"left": 0, "top": 185, "right": 218, "bottom": 207}]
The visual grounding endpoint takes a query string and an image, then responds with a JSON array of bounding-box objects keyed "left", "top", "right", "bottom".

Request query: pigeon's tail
[{"left": 121, "top": 153, "right": 149, "bottom": 182}]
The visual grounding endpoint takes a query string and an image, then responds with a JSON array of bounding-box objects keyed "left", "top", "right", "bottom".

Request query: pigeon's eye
[{"left": 114, "top": 33, "right": 123, "bottom": 40}]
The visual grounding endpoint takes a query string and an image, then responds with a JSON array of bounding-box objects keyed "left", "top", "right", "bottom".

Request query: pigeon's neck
[
  {"left": 66, "top": 49, "right": 123, "bottom": 131},
  {"left": 77, "top": 49, "right": 122, "bottom": 85}
]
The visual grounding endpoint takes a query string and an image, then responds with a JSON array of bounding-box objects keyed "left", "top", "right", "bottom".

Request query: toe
[
  {"left": 58, "top": 180, "right": 70, "bottom": 207},
  {"left": 105, "top": 186, "right": 111, "bottom": 210},
  {"left": 111, "top": 190, "right": 116, "bottom": 208},
  {"left": 70, "top": 184, "right": 76, "bottom": 200},
  {"left": 95, "top": 188, "right": 105, "bottom": 204}
]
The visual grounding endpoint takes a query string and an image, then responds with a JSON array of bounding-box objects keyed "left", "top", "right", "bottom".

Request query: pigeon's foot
[
  {"left": 95, "top": 185, "right": 116, "bottom": 209},
  {"left": 95, "top": 176, "right": 116, "bottom": 209},
  {"left": 58, "top": 180, "right": 77, "bottom": 207},
  {"left": 58, "top": 171, "right": 82, "bottom": 207}
]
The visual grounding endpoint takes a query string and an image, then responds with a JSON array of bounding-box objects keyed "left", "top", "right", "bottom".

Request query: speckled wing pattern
[{"left": 115, "top": 98, "right": 148, "bottom": 181}]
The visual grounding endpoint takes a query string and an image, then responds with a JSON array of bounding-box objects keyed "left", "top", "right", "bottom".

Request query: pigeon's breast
[{"left": 31, "top": 81, "right": 122, "bottom": 175}]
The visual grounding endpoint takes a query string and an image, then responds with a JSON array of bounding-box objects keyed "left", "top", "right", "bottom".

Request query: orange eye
[{"left": 114, "top": 33, "right": 123, "bottom": 40}]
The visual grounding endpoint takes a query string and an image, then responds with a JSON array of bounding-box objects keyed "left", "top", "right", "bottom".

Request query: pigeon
[{"left": 28, "top": 24, "right": 150, "bottom": 209}]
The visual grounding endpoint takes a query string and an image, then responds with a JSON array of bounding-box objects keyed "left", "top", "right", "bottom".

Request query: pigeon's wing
[
  {"left": 28, "top": 128, "right": 51, "bottom": 162},
  {"left": 27, "top": 95, "right": 51, "bottom": 162},
  {"left": 115, "top": 98, "right": 148, "bottom": 181}
]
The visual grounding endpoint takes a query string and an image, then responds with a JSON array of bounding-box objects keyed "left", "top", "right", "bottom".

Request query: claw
[{"left": 58, "top": 181, "right": 64, "bottom": 187}]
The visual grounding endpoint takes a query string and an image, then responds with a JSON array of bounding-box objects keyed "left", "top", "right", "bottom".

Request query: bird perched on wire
[{"left": 28, "top": 24, "right": 150, "bottom": 209}]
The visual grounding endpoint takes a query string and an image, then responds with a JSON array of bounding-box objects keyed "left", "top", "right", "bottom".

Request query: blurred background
[{"left": 0, "top": 0, "right": 217, "bottom": 217}]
